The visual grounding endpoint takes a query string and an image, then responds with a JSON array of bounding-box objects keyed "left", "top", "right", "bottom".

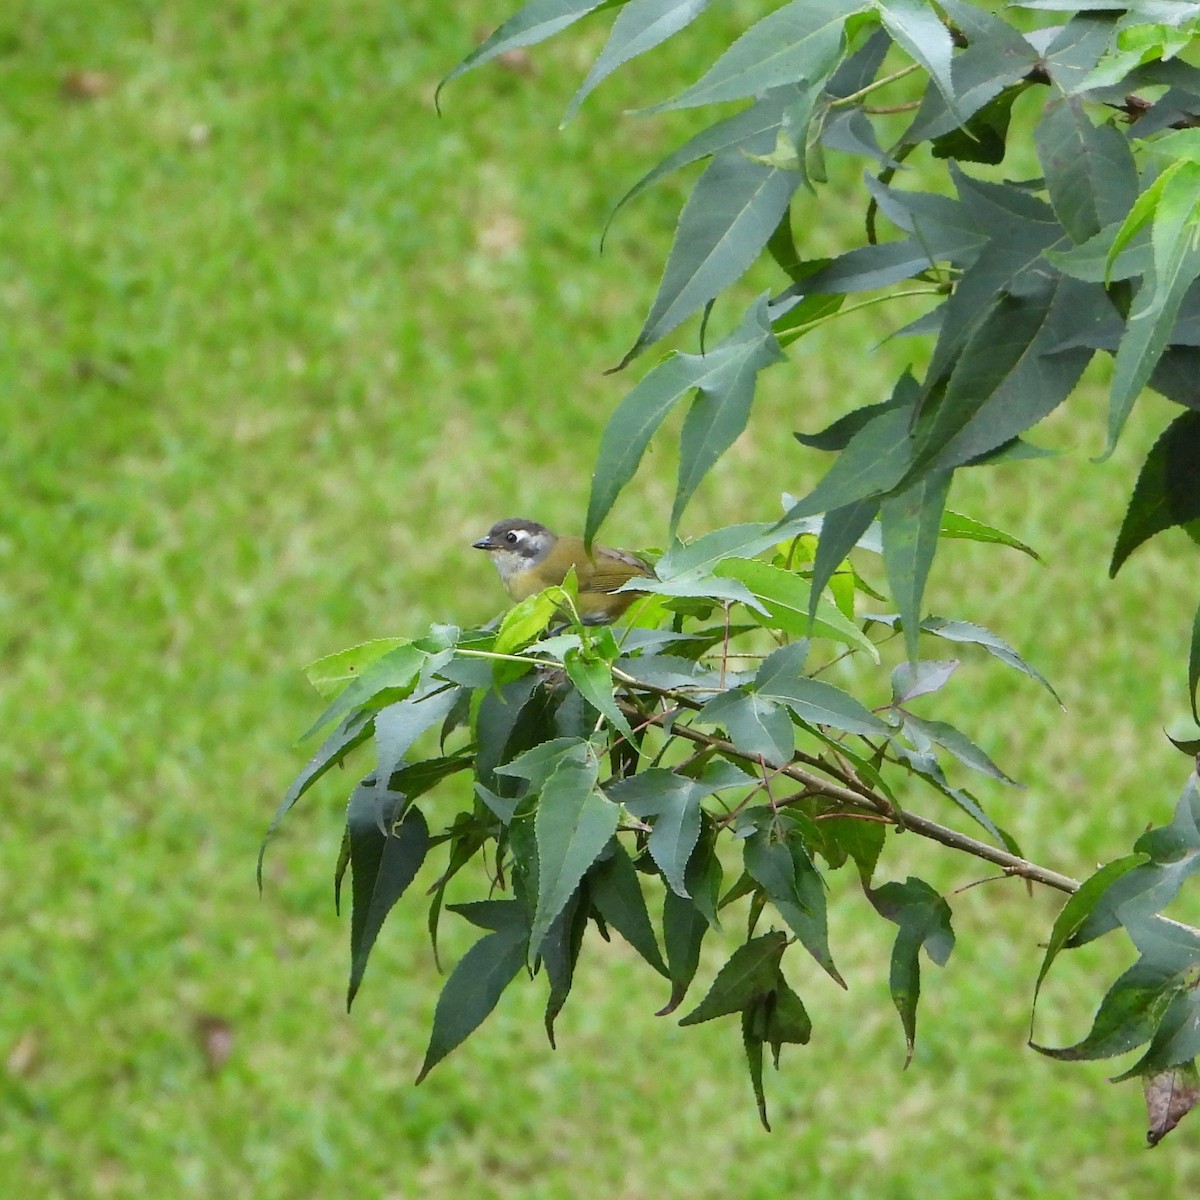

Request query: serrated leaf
[
  {"left": 374, "top": 685, "right": 462, "bottom": 782},
  {"left": 496, "top": 735, "right": 591, "bottom": 790},
  {"left": 1191, "top": 598, "right": 1200, "bottom": 724},
  {"left": 542, "top": 890, "right": 589, "bottom": 1046},
  {"left": 916, "top": 616, "right": 1062, "bottom": 705},
  {"left": 530, "top": 757, "right": 619, "bottom": 956},
  {"left": 1144, "top": 1061, "right": 1200, "bottom": 1146},
  {"left": 347, "top": 794, "right": 429, "bottom": 1008},
  {"left": 1035, "top": 96, "right": 1139, "bottom": 245},
  {"left": 643, "top": 0, "right": 864, "bottom": 113},
  {"left": 901, "top": 712, "right": 1015, "bottom": 783},
  {"left": 755, "top": 645, "right": 890, "bottom": 736},
  {"left": 701, "top": 689, "right": 796, "bottom": 766},
  {"left": 301, "top": 643, "right": 427, "bottom": 741},
  {"left": 416, "top": 911, "right": 529, "bottom": 1082},
  {"left": 1111, "top": 411, "right": 1200, "bottom": 576},
  {"left": 305, "top": 638, "right": 411, "bottom": 698},
  {"left": 871, "top": 876, "right": 955, "bottom": 1064},
  {"left": 679, "top": 931, "right": 788, "bottom": 1025},
  {"left": 891, "top": 659, "right": 959, "bottom": 704},
  {"left": 808, "top": 498, "right": 879, "bottom": 617},
  {"left": 589, "top": 841, "right": 669, "bottom": 975},
  {"left": 1029, "top": 854, "right": 1148, "bottom": 1036},
  {"left": 260, "top": 709, "right": 374, "bottom": 889},
  {"left": 714, "top": 557, "right": 879, "bottom": 658},
  {"left": 1106, "top": 164, "right": 1200, "bottom": 455},
  {"left": 609, "top": 769, "right": 705, "bottom": 896},
  {"left": 563, "top": 649, "right": 634, "bottom": 740},
  {"left": 882, "top": 471, "right": 951, "bottom": 664},
  {"left": 620, "top": 154, "right": 799, "bottom": 366},
  {"left": 493, "top": 590, "right": 560, "bottom": 658},
  {"left": 660, "top": 888, "right": 710, "bottom": 1014},
  {"left": 565, "top": 0, "right": 713, "bottom": 122},
  {"left": 745, "top": 831, "right": 844, "bottom": 985},
  {"left": 440, "top": 0, "right": 615, "bottom": 93},
  {"left": 939, "top": 510, "right": 1040, "bottom": 558},
  {"left": 589, "top": 300, "right": 783, "bottom": 541},
  {"left": 874, "top": 0, "right": 964, "bottom": 124}
]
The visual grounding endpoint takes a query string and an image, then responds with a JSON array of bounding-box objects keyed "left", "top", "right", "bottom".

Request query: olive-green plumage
[{"left": 472, "top": 517, "right": 651, "bottom": 624}]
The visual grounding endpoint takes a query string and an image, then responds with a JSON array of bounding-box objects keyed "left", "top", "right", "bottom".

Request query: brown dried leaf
[
  {"left": 193, "top": 1013, "right": 234, "bottom": 1076},
  {"left": 61, "top": 70, "right": 114, "bottom": 100},
  {"left": 1144, "top": 1064, "right": 1200, "bottom": 1147}
]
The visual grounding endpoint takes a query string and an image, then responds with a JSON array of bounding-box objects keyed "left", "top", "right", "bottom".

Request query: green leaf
[
  {"left": 901, "top": 712, "right": 1015, "bottom": 784},
  {"left": 870, "top": 876, "right": 955, "bottom": 1064},
  {"left": 416, "top": 907, "right": 529, "bottom": 1082},
  {"left": 714, "top": 557, "right": 879, "bottom": 658},
  {"left": 496, "top": 735, "right": 591, "bottom": 790},
  {"left": 564, "top": 0, "right": 714, "bottom": 123},
  {"left": 347, "top": 792, "right": 430, "bottom": 1009},
  {"left": 783, "top": 386, "right": 918, "bottom": 520},
  {"left": 874, "top": 0, "right": 963, "bottom": 124},
  {"left": 808, "top": 498, "right": 879, "bottom": 617},
  {"left": 654, "top": 521, "right": 783, "bottom": 579},
  {"left": 589, "top": 300, "right": 784, "bottom": 540},
  {"left": 1107, "top": 164, "right": 1200, "bottom": 455},
  {"left": 891, "top": 659, "right": 959, "bottom": 704},
  {"left": 439, "top": 0, "right": 617, "bottom": 93},
  {"left": 605, "top": 90, "right": 794, "bottom": 238},
  {"left": 1029, "top": 854, "right": 1148, "bottom": 1035},
  {"left": 755, "top": 643, "right": 891, "bottom": 736},
  {"left": 305, "top": 638, "right": 411, "bottom": 698},
  {"left": 670, "top": 306, "right": 787, "bottom": 529},
  {"left": 700, "top": 689, "right": 795, "bottom": 767},
  {"left": 542, "top": 890, "right": 589, "bottom": 1046},
  {"left": 530, "top": 756, "right": 619, "bottom": 956},
  {"left": 301, "top": 642, "right": 427, "bottom": 741},
  {"left": 742, "top": 1001, "right": 771, "bottom": 1131},
  {"left": 881, "top": 472, "right": 951, "bottom": 661},
  {"left": 588, "top": 841, "right": 669, "bottom": 975},
  {"left": 660, "top": 888, "right": 710, "bottom": 1014},
  {"left": 563, "top": 649, "right": 634, "bottom": 740},
  {"left": 1191, "top": 597, "right": 1200, "bottom": 724},
  {"left": 1111, "top": 412, "right": 1200, "bottom": 576},
  {"left": 260, "top": 710, "right": 374, "bottom": 889},
  {"left": 679, "top": 931, "right": 788, "bottom": 1025},
  {"left": 917, "top": 616, "right": 1062, "bottom": 705},
  {"left": 939, "top": 510, "right": 1039, "bottom": 559},
  {"left": 621, "top": 154, "right": 799, "bottom": 365},
  {"left": 1035, "top": 96, "right": 1138, "bottom": 245},
  {"left": 745, "top": 830, "right": 844, "bottom": 985},
  {"left": 493, "top": 590, "right": 560, "bottom": 657},
  {"left": 609, "top": 769, "right": 705, "bottom": 896},
  {"left": 643, "top": 0, "right": 864, "bottom": 113},
  {"left": 1114, "top": 988, "right": 1200, "bottom": 1082},
  {"left": 374, "top": 685, "right": 462, "bottom": 781}
]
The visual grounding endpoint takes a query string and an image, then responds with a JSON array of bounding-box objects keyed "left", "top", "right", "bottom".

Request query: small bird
[{"left": 472, "top": 517, "right": 652, "bottom": 625}]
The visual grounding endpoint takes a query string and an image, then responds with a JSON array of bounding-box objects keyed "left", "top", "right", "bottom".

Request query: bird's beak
[{"left": 472, "top": 536, "right": 495, "bottom": 551}]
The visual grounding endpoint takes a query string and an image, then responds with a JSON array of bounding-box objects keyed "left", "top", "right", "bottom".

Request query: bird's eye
[{"left": 505, "top": 531, "right": 519, "bottom": 545}]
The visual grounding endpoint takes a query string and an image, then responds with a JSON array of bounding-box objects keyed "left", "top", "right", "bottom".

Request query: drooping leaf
[
  {"left": 902, "top": 712, "right": 1015, "bottom": 784},
  {"left": 305, "top": 638, "right": 411, "bottom": 698},
  {"left": 1111, "top": 411, "right": 1200, "bottom": 576},
  {"left": 530, "top": 756, "right": 619, "bottom": 956},
  {"left": 744, "top": 830, "right": 844, "bottom": 985},
  {"left": 1144, "top": 1061, "right": 1200, "bottom": 1146},
  {"left": 609, "top": 769, "right": 705, "bottom": 896},
  {"left": 620, "top": 154, "right": 799, "bottom": 365},
  {"left": 679, "top": 931, "right": 788, "bottom": 1025},
  {"left": 643, "top": 0, "right": 865, "bottom": 113},
  {"left": 881, "top": 471, "right": 951, "bottom": 661},
  {"left": 563, "top": 649, "right": 634, "bottom": 740},
  {"left": 808, "top": 498, "right": 879, "bottom": 617},
  {"left": 870, "top": 876, "right": 955, "bottom": 1064},
  {"left": 416, "top": 904, "right": 529, "bottom": 1082},
  {"left": 917, "top": 616, "right": 1062, "bottom": 705},
  {"left": 301, "top": 642, "right": 428, "bottom": 741},
  {"left": 344, "top": 792, "right": 431, "bottom": 1008},
  {"left": 1191, "top": 597, "right": 1200, "bottom": 724},
  {"left": 542, "top": 890, "right": 589, "bottom": 1046},
  {"left": 440, "top": 0, "right": 617, "bottom": 93},
  {"left": 589, "top": 300, "right": 784, "bottom": 541},
  {"left": 375, "top": 685, "right": 463, "bottom": 781},
  {"left": 565, "top": 0, "right": 714, "bottom": 122},
  {"left": 589, "top": 840, "right": 669, "bottom": 975},
  {"left": 260, "top": 709, "right": 374, "bottom": 888},
  {"left": 659, "top": 888, "right": 710, "bottom": 1014},
  {"left": 939, "top": 510, "right": 1040, "bottom": 559}
]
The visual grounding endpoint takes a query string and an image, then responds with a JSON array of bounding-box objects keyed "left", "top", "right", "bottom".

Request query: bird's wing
[{"left": 585, "top": 544, "right": 652, "bottom": 593}]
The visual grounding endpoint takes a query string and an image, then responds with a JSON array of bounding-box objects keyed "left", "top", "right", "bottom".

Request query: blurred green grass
[{"left": 3, "top": 2, "right": 1200, "bottom": 1196}]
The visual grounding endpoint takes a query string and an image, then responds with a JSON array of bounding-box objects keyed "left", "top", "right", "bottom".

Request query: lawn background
[{"left": 4, "top": 1, "right": 1200, "bottom": 1195}]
